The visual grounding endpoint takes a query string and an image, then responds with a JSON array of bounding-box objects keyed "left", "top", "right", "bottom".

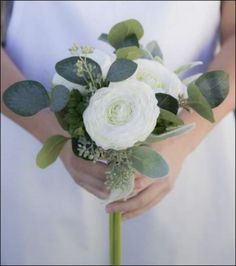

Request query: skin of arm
[{"left": 1, "top": 1, "right": 235, "bottom": 218}]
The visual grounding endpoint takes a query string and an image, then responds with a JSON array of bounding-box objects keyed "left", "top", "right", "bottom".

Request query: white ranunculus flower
[
  {"left": 131, "top": 58, "right": 187, "bottom": 99},
  {"left": 52, "top": 49, "right": 113, "bottom": 94},
  {"left": 83, "top": 80, "right": 160, "bottom": 150}
]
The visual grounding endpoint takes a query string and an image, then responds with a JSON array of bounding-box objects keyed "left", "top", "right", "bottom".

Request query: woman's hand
[
  {"left": 60, "top": 141, "right": 109, "bottom": 199},
  {"left": 105, "top": 137, "right": 188, "bottom": 220}
]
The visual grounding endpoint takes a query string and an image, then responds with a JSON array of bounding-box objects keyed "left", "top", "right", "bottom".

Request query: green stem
[{"left": 109, "top": 212, "right": 122, "bottom": 265}]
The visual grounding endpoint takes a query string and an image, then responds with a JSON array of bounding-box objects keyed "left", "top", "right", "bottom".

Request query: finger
[
  {"left": 72, "top": 157, "right": 107, "bottom": 181},
  {"left": 122, "top": 191, "right": 166, "bottom": 220},
  {"left": 73, "top": 172, "right": 109, "bottom": 199},
  {"left": 81, "top": 182, "right": 109, "bottom": 199},
  {"left": 133, "top": 176, "right": 155, "bottom": 194},
  {"left": 106, "top": 181, "right": 165, "bottom": 213}
]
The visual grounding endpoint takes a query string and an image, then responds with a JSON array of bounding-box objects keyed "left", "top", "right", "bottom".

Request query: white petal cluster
[
  {"left": 83, "top": 80, "right": 160, "bottom": 150},
  {"left": 132, "top": 59, "right": 187, "bottom": 99}
]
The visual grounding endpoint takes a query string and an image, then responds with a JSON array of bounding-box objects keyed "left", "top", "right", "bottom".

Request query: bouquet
[{"left": 3, "top": 19, "right": 229, "bottom": 265}]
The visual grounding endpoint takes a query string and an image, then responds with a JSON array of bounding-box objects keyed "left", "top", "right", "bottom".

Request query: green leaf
[
  {"left": 187, "top": 83, "right": 215, "bottom": 122},
  {"left": 118, "top": 34, "right": 139, "bottom": 49},
  {"left": 98, "top": 33, "right": 109, "bottom": 43},
  {"left": 129, "top": 146, "right": 169, "bottom": 178},
  {"left": 156, "top": 93, "right": 179, "bottom": 114},
  {"left": 55, "top": 109, "right": 69, "bottom": 131},
  {"left": 55, "top": 56, "right": 102, "bottom": 85},
  {"left": 36, "top": 135, "right": 69, "bottom": 169},
  {"left": 50, "top": 85, "right": 70, "bottom": 112},
  {"left": 154, "top": 109, "right": 184, "bottom": 134},
  {"left": 146, "top": 40, "right": 163, "bottom": 59},
  {"left": 194, "top": 70, "right": 229, "bottom": 108},
  {"left": 174, "top": 61, "right": 203, "bottom": 76},
  {"left": 144, "top": 123, "right": 195, "bottom": 144},
  {"left": 158, "top": 108, "right": 184, "bottom": 125},
  {"left": 3, "top": 80, "right": 50, "bottom": 116},
  {"left": 116, "top": 46, "right": 152, "bottom": 60},
  {"left": 108, "top": 19, "right": 144, "bottom": 49},
  {"left": 106, "top": 59, "right": 137, "bottom": 82}
]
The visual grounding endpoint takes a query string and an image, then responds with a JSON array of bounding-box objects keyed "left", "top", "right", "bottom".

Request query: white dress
[{"left": 1, "top": 1, "right": 235, "bottom": 265}]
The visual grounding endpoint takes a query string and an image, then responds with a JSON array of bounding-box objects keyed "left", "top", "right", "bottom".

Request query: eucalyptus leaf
[
  {"left": 50, "top": 85, "right": 70, "bottom": 112},
  {"left": 156, "top": 93, "right": 179, "bottom": 114},
  {"left": 146, "top": 40, "right": 163, "bottom": 59},
  {"left": 174, "top": 61, "right": 203, "bottom": 76},
  {"left": 55, "top": 109, "right": 69, "bottom": 131},
  {"left": 118, "top": 34, "right": 139, "bottom": 49},
  {"left": 36, "top": 135, "right": 69, "bottom": 169},
  {"left": 106, "top": 59, "right": 137, "bottom": 82},
  {"left": 55, "top": 56, "right": 102, "bottom": 85},
  {"left": 129, "top": 146, "right": 169, "bottom": 178},
  {"left": 144, "top": 123, "right": 195, "bottom": 144},
  {"left": 158, "top": 108, "right": 184, "bottom": 125},
  {"left": 195, "top": 70, "right": 229, "bottom": 108},
  {"left": 116, "top": 46, "right": 149, "bottom": 60},
  {"left": 98, "top": 33, "right": 109, "bottom": 43},
  {"left": 3, "top": 80, "right": 50, "bottom": 116},
  {"left": 108, "top": 19, "right": 144, "bottom": 49},
  {"left": 154, "top": 109, "right": 184, "bottom": 134},
  {"left": 187, "top": 83, "right": 215, "bottom": 122}
]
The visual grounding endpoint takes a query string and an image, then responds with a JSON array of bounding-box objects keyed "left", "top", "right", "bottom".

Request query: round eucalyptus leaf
[
  {"left": 50, "top": 85, "right": 70, "bottom": 112},
  {"left": 195, "top": 71, "right": 229, "bottom": 108},
  {"left": 116, "top": 46, "right": 152, "bottom": 60},
  {"left": 55, "top": 56, "right": 102, "bottom": 86},
  {"left": 129, "top": 146, "right": 169, "bottom": 178},
  {"left": 106, "top": 59, "right": 137, "bottom": 82},
  {"left": 108, "top": 19, "right": 144, "bottom": 49},
  {"left": 98, "top": 33, "right": 109, "bottom": 43},
  {"left": 155, "top": 93, "right": 179, "bottom": 114},
  {"left": 117, "top": 34, "right": 139, "bottom": 49},
  {"left": 3, "top": 80, "right": 49, "bottom": 116}
]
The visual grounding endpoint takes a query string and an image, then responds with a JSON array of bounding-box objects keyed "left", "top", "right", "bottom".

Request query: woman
[{"left": 1, "top": 1, "right": 235, "bottom": 265}]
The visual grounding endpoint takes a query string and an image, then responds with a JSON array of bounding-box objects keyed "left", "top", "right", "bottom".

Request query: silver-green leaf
[
  {"left": 129, "top": 146, "right": 169, "bottom": 178},
  {"left": 106, "top": 59, "right": 137, "bottom": 82},
  {"left": 187, "top": 83, "right": 215, "bottom": 123},
  {"left": 146, "top": 40, "right": 163, "bottom": 59},
  {"left": 116, "top": 46, "right": 152, "bottom": 60},
  {"left": 144, "top": 123, "right": 195, "bottom": 144},
  {"left": 108, "top": 19, "right": 144, "bottom": 49},
  {"left": 195, "top": 70, "right": 229, "bottom": 108},
  {"left": 3, "top": 80, "right": 50, "bottom": 116},
  {"left": 50, "top": 85, "right": 70, "bottom": 112}
]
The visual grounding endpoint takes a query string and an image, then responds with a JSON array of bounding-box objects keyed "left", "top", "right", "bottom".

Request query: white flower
[
  {"left": 131, "top": 58, "right": 187, "bottom": 99},
  {"left": 83, "top": 80, "right": 160, "bottom": 150},
  {"left": 52, "top": 49, "right": 113, "bottom": 94}
]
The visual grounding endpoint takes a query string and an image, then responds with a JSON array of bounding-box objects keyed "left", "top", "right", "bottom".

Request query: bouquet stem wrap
[{"left": 109, "top": 212, "right": 122, "bottom": 265}]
